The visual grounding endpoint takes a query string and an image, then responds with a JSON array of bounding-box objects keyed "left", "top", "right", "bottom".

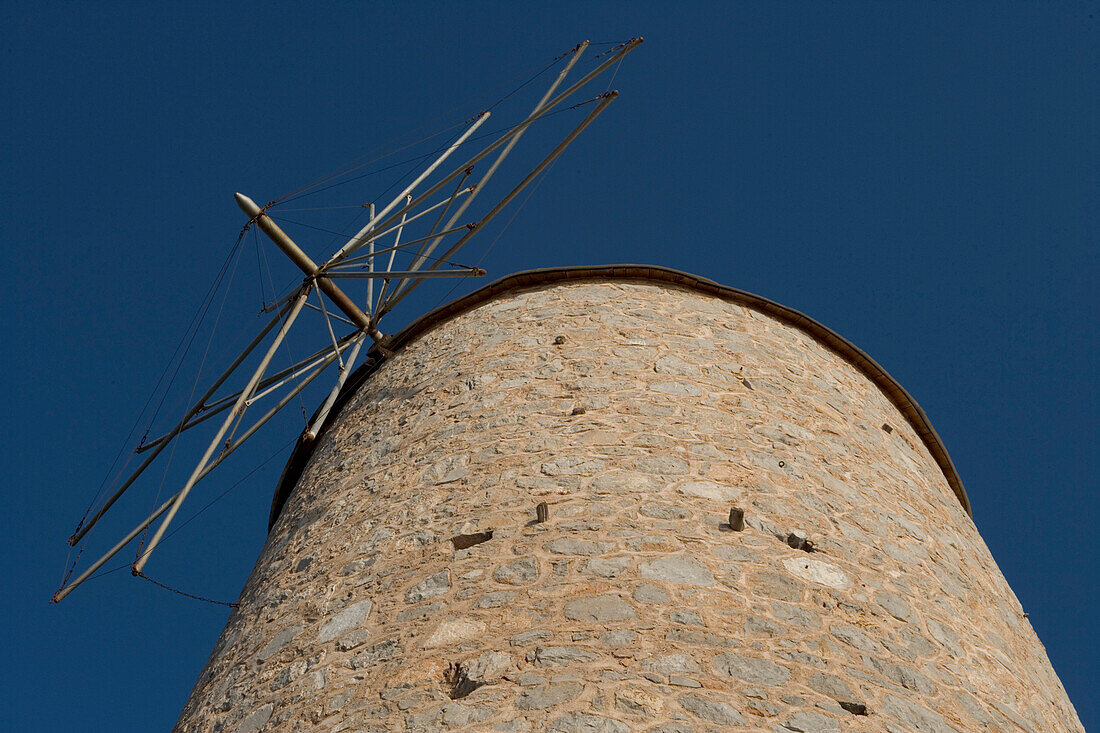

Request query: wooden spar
[
  {"left": 56, "top": 39, "right": 645, "bottom": 603},
  {"left": 330, "top": 112, "right": 491, "bottom": 263},
  {"left": 400, "top": 41, "right": 591, "bottom": 280},
  {"left": 381, "top": 91, "right": 619, "bottom": 317},
  {"left": 365, "top": 203, "right": 375, "bottom": 318},
  {"left": 132, "top": 288, "right": 312, "bottom": 573},
  {"left": 234, "top": 193, "right": 380, "bottom": 340},
  {"left": 325, "top": 269, "right": 485, "bottom": 279},
  {"left": 68, "top": 296, "right": 300, "bottom": 545}
]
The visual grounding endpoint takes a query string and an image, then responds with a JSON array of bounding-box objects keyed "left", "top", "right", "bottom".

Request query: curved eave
[{"left": 269, "top": 265, "right": 970, "bottom": 529}]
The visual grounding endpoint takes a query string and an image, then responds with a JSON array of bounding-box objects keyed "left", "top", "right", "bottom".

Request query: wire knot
[{"left": 240, "top": 201, "right": 275, "bottom": 237}]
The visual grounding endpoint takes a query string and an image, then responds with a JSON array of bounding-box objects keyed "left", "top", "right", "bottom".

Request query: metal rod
[
  {"left": 535, "top": 38, "right": 641, "bottom": 126},
  {"left": 195, "top": 347, "right": 343, "bottom": 481},
  {"left": 139, "top": 333, "right": 352, "bottom": 451},
  {"left": 384, "top": 92, "right": 618, "bottom": 315},
  {"left": 327, "top": 38, "right": 640, "bottom": 273},
  {"left": 402, "top": 170, "right": 472, "bottom": 275},
  {"left": 304, "top": 301, "right": 354, "bottom": 326},
  {"left": 427, "top": 171, "right": 472, "bottom": 243},
  {"left": 400, "top": 42, "right": 589, "bottom": 281},
  {"left": 240, "top": 334, "right": 353, "bottom": 403},
  {"left": 326, "top": 225, "right": 473, "bottom": 270},
  {"left": 365, "top": 203, "right": 375, "bottom": 317},
  {"left": 324, "top": 269, "right": 485, "bottom": 280},
  {"left": 372, "top": 279, "right": 394, "bottom": 322},
  {"left": 71, "top": 296, "right": 298, "bottom": 543},
  {"left": 235, "top": 193, "right": 371, "bottom": 332},
  {"left": 53, "top": 491, "right": 181, "bottom": 602},
  {"left": 315, "top": 287, "right": 344, "bottom": 368},
  {"left": 133, "top": 288, "right": 311, "bottom": 573},
  {"left": 330, "top": 112, "right": 491, "bottom": 262},
  {"left": 384, "top": 175, "right": 473, "bottom": 316},
  {"left": 260, "top": 282, "right": 306, "bottom": 315},
  {"left": 386, "top": 195, "right": 411, "bottom": 275},
  {"left": 306, "top": 333, "right": 367, "bottom": 440},
  {"left": 245, "top": 343, "right": 341, "bottom": 406},
  {"left": 374, "top": 196, "right": 415, "bottom": 314},
  {"left": 321, "top": 188, "right": 473, "bottom": 266},
  {"left": 58, "top": 338, "right": 342, "bottom": 602}
]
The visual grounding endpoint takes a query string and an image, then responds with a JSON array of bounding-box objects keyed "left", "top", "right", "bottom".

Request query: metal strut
[
  {"left": 132, "top": 286, "right": 312, "bottom": 573},
  {"left": 56, "top": 37, "right": 645, "bottom": 603}
]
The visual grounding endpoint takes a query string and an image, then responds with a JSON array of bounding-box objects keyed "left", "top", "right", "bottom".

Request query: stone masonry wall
[{"left": 175, "top": 279, "right": 1082, "bottom": 732}]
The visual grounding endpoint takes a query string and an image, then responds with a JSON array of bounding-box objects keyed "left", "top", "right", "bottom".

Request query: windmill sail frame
[{"left": 54, "top": 37, "right": 643, "bottom": 603}]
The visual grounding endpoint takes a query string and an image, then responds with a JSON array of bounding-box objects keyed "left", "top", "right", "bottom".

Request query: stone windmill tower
[
  {"left": 173, "top": 266, "right": 1082, "bottom": 731},
  {"left": 52, "top": 39, "right": 1080, "bottom": 733}
]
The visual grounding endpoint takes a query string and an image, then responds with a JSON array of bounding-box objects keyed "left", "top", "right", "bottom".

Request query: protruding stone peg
[
  {"left": 728, "top": 507, "right": 745, "bottom": 531},
  {"left": 787, "top": 529, "right": 815, "bottom": 552},
  {"left": 839, "top": 701, "right": 868, "bottom": 716},
  {"left": 553, "top": 335, "right": 566, "bottom": 345},
  {"left": 451, "top": 530, "right": 494, "bottom": 550},
  {"left": 535, "top": 502, "right": 549, "bottom": 523}
]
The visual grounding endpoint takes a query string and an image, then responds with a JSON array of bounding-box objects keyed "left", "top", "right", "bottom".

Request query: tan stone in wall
[{"left": 175, "top": 271, "right": 1083, "bottom": 732}]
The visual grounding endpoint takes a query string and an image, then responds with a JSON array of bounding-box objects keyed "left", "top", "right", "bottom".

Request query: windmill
[{"left": 54, "top": 37, "right": 643, "bottom": 603}]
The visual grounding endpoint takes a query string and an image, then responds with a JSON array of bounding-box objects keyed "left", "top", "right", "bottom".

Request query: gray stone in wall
[
  {"left": 530, "top": 646, "right": 599, "bottom": 666},
  {"left": 639, "top": 555, "right": 715, "bottom": 585},
  {"left": 547, "top": 712, "right": 630, "bottom": 733},
  {"left": 752, "top": 571, "right": 805, "bottom": 602},
  {"left": 493, "top": 558, "right": 539, "bottom": 585},
  {"left": 714, "top": 653, "right": 791, "bottom": 686},
  {"left": 230, "top": 704, "right": 272, "bottom": 733},
  {"left": 563, "top": 595, "right": 636, "bottom": 622},
  {"left": 679, "top": 694, "right": 746, "bottom": 726},
  {"left": 516, "top": 682, "right": 583, "bottom": 710},
  {"left": 545, "top": 539, "right": 613, "bottom": 556},
  {"left": 782, "top": 711, "right": 840, "bottom": 732},
  {"left": 317, "top": 601, "right": 371, "bottom": 643},
  {"left": 805, "top": 672, "right": 854, "bottom": 701},
  {"left": 257, "top": 625, "right": 301, "bottom": 661},
  {"left": 875, "top": 591, "right": 915, "bottom": 623}
]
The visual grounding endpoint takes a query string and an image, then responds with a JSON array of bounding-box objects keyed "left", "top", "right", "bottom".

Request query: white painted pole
[
  {"left": 399, "top": 42, "right": 590, "bottom": 282},
  {"left": 385, "top": 195, "right": 411, "bottom": 274},
  {"left": 323, "top": 188, "right": 474, "bottom": 268},
  {"left": 325, "top": 269, "right": 484, "bottom": 279},
  {"left": 133, "top": 287, "right": 311, "bottom": 573},
  {"left": 306, "top": 332, "right": 368, "bottom": 440},
  {"left": 245, "top": 344, "right": 343, "bottom": 405},
  {"left": 384, "top": 91, "right": 618, "bottom": 316},
  {"left": 54, "top": 492, "right": 181, "bottom": 602},
  {"left": 142, "top": 337, "right": 351, "bottom": 449},
  {"left": 61, "top": 333, "right": 347, "bottom": 604},
  {"left": 327, "top": 224, "right": 471, "bottom": 271},
  {"left": 373, "top": 196, "right": 412, "bottom": 315},
  {"left": 391, "top": 173, "right": 474, "bottom": 298},
  {"left": 304, "top": 302, "right": 354, "bottom": 326},
  {"left": 196, "top": 346, "right": 345, "bottom": 480},
  {"left": 326, "top": 38, "right": 641, "bottom": 274},
  {"left": 314, "top": 286, "right": 345, "bottom": 368},
  {"left": 330, "top": 112, "right": 491, "bottom": 263},
  {"left": 365, "top": 203, "right": 375, "bottom": 317},
  {"left": 70, "top": 297, "right": 298, "bottom": 544}
]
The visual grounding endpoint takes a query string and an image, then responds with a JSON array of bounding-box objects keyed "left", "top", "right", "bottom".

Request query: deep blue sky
[{"left": 3, "top": 2, "right": 1096, "bottom": 730}]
